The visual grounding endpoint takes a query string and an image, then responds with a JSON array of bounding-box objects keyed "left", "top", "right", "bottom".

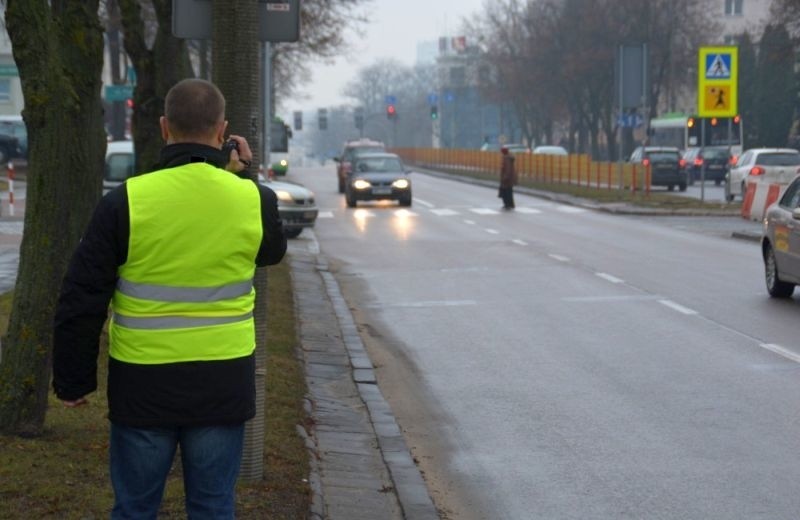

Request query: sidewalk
[{"left": 289, "top": 239, "right": 439, "bottom": 520}]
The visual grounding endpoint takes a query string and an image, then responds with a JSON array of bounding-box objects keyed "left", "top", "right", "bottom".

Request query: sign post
[{"left": 697, "top": 46, "right": 738, "bottom": 202}]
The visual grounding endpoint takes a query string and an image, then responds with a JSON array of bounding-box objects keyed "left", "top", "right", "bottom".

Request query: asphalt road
[{"left": 290, "top": 165, "right": 800, "bottom": 520}]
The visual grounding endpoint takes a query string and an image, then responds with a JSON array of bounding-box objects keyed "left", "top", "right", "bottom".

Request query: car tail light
[
  {"left": 693, "top": 158, "right": 704, "bottom": 166},
  {"left": 642, "top": 158, "right": 650, "bottom": 167},
  {"left": 679, "top": 159, "right": 687, "bottom": 168},
  {"left": 749, "top": 166, "right": 765, "bottom": 176}
]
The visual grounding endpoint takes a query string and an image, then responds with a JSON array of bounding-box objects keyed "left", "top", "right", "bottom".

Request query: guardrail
[{"left": 392, "top": 148, "right": 652, "bottom": 194}]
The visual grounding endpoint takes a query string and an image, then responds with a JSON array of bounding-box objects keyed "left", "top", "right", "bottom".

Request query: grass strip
[{"left": 0, "top": 259, "right": 310, "bottom": 519}]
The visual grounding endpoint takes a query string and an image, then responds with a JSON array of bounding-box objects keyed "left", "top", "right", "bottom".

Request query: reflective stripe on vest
[
  {"left": 113, "top": 311, "right": 253, "bottom": 330},
  {"left": 117, "top": 278, "right": 253, "bottom": 303}
]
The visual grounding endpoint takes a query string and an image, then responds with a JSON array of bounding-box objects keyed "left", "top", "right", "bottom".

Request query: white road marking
[
  {"left": 512, "top": 239, "right": 527, "bottom": 246},
  {"left": 370, "top": 300, "right": 478, "bottom": 308},
  {"left": 548, "top": 254, "right": 570, "bottom": 262},
  {"left": 562, "top": 295, "right": 659, "bottom": 303},
  {"left": 306, "top": 230, "right": 320, "bottom": 255},
  {"left": 514, "top": 207, "right": 542, "bottom": 214},
  {"left": 470, "top": 208, "right": 500, "bottom": 215},
  {"left": 317, "top": 211, "right": 334, "bottom": 219},
  {"left": 595, "top": 272, "right": 624, "bottom": 284},
  {"left": 557, "top": 206, "right": 586, "bottom": 214},
  {"left": 394, "top": 209, "right": 418, "bottom": 217},
  {"left": 414, "top": 198, "right": 435, "bottom": 208},
  {"left": 352, "top": 209, "right": 376, "bottom": 218},
  {"left": 464, "top": 220, "right": 476, "bottom": 225},
  {"left": 658, "top": 299, "right": 698, "bottom": 315},
  {"left": 760, "top": 343, "right": 800, "bottom": 364},
  {"left": 430, "top": 208, "right": 460, "bottom": 216},
  {"left": 485, "top": 228, "right": 499, "bottom": 234}
]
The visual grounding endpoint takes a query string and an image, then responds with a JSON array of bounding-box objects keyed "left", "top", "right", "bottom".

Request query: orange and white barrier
[{"left": 741, "top": 179, "right": 787, "bottom": 221}]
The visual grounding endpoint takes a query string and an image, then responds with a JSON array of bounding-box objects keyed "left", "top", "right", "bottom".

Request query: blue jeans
[{"left": 110, "top": 422, "right": 245, "bottom": 519}]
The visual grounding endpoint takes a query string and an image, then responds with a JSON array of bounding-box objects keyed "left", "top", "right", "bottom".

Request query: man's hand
[
  {"left": 225, "top": 134, "right": 253, "bottom": 173},
  {"left": 61, "top": 397, "right": 89, "bottom": 408}
]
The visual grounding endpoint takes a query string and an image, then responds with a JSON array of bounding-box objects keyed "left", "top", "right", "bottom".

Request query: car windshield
[
  {"left": 351, "top": 146, "right": 384, "bottom": 156},
  {"left": 646, "top": 151, "right": 679, "bottom": 161},
  {"left": 107, "top": 153, "right": 134, "bottom": 181},
  {"left": 756, "top": 153, "right": 800, "bottom": 166},
  {"left": 703, "top": 149, "right": 729, "bottom": 159},
  {"left": 354, "top": 157, "right": 404, "bottom": 173}
]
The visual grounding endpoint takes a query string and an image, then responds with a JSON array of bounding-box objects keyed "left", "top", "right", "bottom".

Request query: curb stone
[{"left": 289, "top": 245, "right": 439, "bottom": 520}]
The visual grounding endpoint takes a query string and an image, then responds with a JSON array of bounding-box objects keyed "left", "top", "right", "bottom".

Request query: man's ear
[
  {"left": 216, "top": 120, "right": 229, "bottom": 146},
  {"left": 160, "top": 116, "right": 170, "bottom": 143}
]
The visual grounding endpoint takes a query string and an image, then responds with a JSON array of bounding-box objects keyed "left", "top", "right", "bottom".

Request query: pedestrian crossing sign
[
  {"left": 698, "top": 46, "right": 737, "bottom": 117},
  {"left": 705, "top": 53, "right": 731, "bottom": 79}
]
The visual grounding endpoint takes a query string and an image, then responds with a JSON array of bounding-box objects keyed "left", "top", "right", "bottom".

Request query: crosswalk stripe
[
  {"left": 514, "top": 207, "right": 542, "bottom": 214},
  {"left": 317, "top": 211, "right": 334, "bottom": 219},
  {"left": 430, "top": 208, "right": 460, "bottom": 216},
  {"left": 470, "top": 208, "right": 500, "bottom": 215},
  {"left": 557, "top": 206, "right": 586, "bottom": 214}
]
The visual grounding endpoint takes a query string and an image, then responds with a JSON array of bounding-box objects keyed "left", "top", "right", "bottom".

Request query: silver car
[
  {"left": 258, "top": 176, "right": 318, "bottom": 238},
  {"left": 762, "top": 174, "right": 800, "bottom": 297}
]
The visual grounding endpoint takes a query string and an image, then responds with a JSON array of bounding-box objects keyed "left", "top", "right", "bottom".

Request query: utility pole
[{"left": 211, "top": 0, "right": 265, "bottom": 483}]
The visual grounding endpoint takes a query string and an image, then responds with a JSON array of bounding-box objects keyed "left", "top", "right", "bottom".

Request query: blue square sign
[{"left": 705, "top": 53, "right": 732, "bottom": 79}]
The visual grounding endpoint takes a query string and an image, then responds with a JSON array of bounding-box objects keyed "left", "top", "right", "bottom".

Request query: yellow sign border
[{"left": 698, "top": 46, "right": 738, "bottom": 117}]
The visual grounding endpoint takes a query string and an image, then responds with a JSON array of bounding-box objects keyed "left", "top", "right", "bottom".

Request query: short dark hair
[{"left": 164, "top": 79, "right": 225, "bottom": 140}]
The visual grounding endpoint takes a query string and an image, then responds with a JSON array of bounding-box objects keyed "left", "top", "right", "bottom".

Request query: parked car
[
  {"left": 532, "top": 145, "right": 568, "bottom": 156},
  {"left": 761, "top": 174, "right": 800, "bottom": 297},
  {"left": 105, "top": 140, "right": 135, "bottom": 193},
  {"left": 258, "top": 175, "right": 318, "bottom": 239},
  {"left": 345, "top": 152, "right": 412, "bottom": 208},
  {"left": 629, "top": 146, "right": 687, "bottom": 191},
  {"left": 681, "top": 146, "right": 730, "bottom": 185},
  {"left": 726, "top": 148, "right": 800, "bottom": 202},
  {"left": 334, "top": 138, "right": 385, "bottom": 194},
  {"left": 504, "top": 143, "right": 530, "bottom": 154},
  {"left": 0, "top": 115, "right": 26, "bottom": 165}
]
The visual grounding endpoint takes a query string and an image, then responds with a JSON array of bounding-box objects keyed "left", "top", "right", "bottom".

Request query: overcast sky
[{"left": 282, "top": 0, "right": 486, "bottom": 114}]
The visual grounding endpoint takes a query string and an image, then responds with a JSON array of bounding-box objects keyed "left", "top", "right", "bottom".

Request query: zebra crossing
[{"left": 316, "top": 203, "right": 585, "bottom": 219}]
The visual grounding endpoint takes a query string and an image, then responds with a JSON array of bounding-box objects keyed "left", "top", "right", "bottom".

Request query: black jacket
[{"left": 52, "top": 143, "right": 287, "bottom": 427}]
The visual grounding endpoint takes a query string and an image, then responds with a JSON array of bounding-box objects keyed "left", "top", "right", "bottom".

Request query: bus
[
  {"left": 649, "top": 112, "right": 743, "bottom": 156},
  {"left": 269, "top": 118, "right": 292, "bottom": 176}
]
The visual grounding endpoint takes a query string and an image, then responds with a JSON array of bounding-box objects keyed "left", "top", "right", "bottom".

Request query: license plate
[
  {"left": 372, "top": 187, "right": 392, "bottom": 195},
  {"left": 709, "top": 165, "right": 722, "bottom": 169},
  {"left": 303, "top": 211, "right": 316, "bottom": 219}
]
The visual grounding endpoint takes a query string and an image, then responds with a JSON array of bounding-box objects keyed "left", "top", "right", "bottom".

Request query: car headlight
[
  {"left": 280, "top": 159, "right": 288, "bottom": 167},
  {"left": 392, "top": 178, "right": 410, "bottom": 189},
  {"left": 275, "top": 190, "right": 293, "bottom": 202},
  {"left": 353, "top": 179, "right": 371, "bottom": 190}
]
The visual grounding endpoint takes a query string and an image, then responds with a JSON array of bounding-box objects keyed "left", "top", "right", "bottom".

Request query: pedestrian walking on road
[
  {"left": 498, "top": 146, "right": 517, "bottom": 209},
  {"left": 52, "top": 78, "right": 287, "bottom": 518}
]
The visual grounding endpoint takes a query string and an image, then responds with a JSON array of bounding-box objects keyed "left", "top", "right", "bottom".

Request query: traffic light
[
  {"left": 430, "top": 106, "right": 438, "bottom": 120},
  {"left": 354, "top": 107, "right": 364, "bottom": 130},
  {"left": 318, "top": 108, "right": 328, "bottom": 131},
  {"left": 386, "top": 104, "right": 396, "bottom": 120},
  {"left": 710, "top": 117, "right": 719, "bottom": 127},
  {"left": 687, "top": 115, "right": 700, "bottom": 146},
  {"left": 293, "top": 110, "right": 302, "bottom": 131}
]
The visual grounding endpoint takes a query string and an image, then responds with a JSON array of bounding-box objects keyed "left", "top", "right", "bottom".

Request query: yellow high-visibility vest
[{"left": 110, "top": 162, "right": 262, "bottom": 364}]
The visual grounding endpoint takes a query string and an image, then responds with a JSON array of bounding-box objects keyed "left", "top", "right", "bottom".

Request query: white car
[
  {"left": 726, "top": 148, "right": 800, "bottom": 201},
  {"left": 105, "top": 140, "right": 135, "bottom": 193},
  {"left": 532, "top": 145, "right": 568, "bottom": 156},
  {"left": 762, "top": 174, "right": 800, "bottom": 297}
]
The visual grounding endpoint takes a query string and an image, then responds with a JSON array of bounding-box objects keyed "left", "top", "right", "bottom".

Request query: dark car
[
  {"left": 333, "top": 138, "right": 385, "bottom": 194},
  {"left": 345, "top": 153, "right": 412, "bottom": 208},
  {"left": 0, "top": 115, "right": 26, "bottom": 165},
  {"left": 629, "top": 146, "right": 687, "bottom": 191},
  {"left": 681, "top": 146, "right": 730, "bottom": 185}
]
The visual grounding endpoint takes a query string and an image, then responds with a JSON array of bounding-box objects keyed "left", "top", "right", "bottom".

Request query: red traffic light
[
  {"left": 387, "top": 105, "right": 396, "bottom": 115},
  {"left": 710, "top": 117, "right": 718, "bottom": 126},
  {"left": 733, "top": 114, "right": 741, "bottom": 124},
  {"left": 687, "top": 117, "right": 695, "bottom": 128}
]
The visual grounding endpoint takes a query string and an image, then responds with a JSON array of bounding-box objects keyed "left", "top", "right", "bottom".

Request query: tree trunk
[
  {"left": 211, "top": 0, "right": 265, "bottom": 483},
  {"left": 0, "top": 0, "right": 106, "bottom": 437},
  {"left": 119, "top": 0, "right": 193, "bottom": 174}
]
